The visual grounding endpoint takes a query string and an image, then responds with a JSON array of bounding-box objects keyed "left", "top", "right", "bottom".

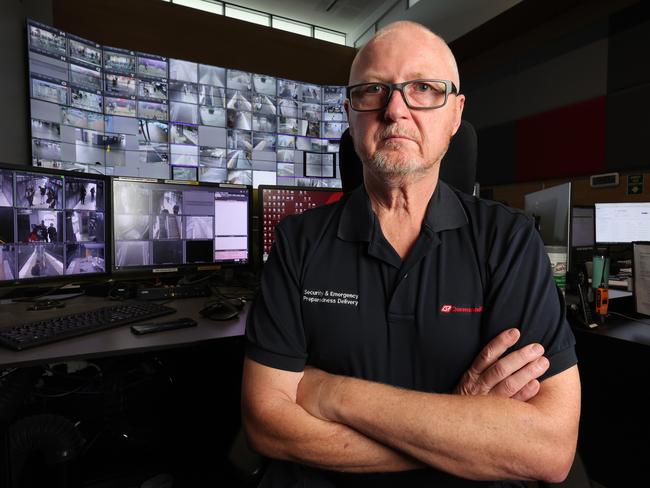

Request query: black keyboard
[{"left": 0, "top": 302, "right": 176, "bottom": 351}]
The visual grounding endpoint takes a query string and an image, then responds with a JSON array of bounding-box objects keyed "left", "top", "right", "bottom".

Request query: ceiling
[{"left": 221, "top": 0, "right": 523, "bottom": 46}]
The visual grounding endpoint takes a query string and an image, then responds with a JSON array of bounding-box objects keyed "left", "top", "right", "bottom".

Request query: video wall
[{"left": 27, "top": 20, "right": 347, "bottom": 188}]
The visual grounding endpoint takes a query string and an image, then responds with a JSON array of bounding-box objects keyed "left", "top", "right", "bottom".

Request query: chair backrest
[{"left": 338, "top": 119, "right": 478, "bottom": 194}]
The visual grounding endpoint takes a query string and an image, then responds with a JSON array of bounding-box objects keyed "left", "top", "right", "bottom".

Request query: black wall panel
[{"left": 475, "top": 121, "right": 517, "bottom": 186}]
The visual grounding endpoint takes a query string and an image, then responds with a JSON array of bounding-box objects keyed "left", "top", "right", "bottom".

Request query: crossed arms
[{"left": 242, "top": 328, "right": 580, "bottom": 483}]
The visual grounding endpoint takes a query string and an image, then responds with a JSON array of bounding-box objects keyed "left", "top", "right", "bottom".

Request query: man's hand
[{"left": 454, "top": 328, "right": 549, "bottom": 401}]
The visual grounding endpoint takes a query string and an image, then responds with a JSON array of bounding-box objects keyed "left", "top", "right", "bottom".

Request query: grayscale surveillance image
[
  {"left": 171, "top": 124, "right": 199, "bottom": 145},
  {"left": 323, "top": 104, "right": 346, "bottom": 121},
  {"left": 323, "top": 86, "right": 345, "bottom": 104},
  {"left": 31, "top": 120, "right": 61, "bottom": 141},
  {"left": 302, "top": 103, "right": 321, "bottom": 122},
  {"left": 227, "top": 109, "right": 252, "bottom": 131},
  {"left": 65, "top": 242, "right": 105, "bottom": 274},
  {"left": 170, "top": 101, "right": 199, "bottom": 124},
  {"left": 227, "top": 149, "right": 252, "bottom": 169},
  {"left": 105, "top": 73, "right": 137, "bottom": 97},
  {"left": 278, "top": 117, "right": 299, "bottom": 135},
  {"left": 138, "top": 101, "right": 168, "bottom": 121},
  {"left": 169, "top": 80, "right": 198, "bottom": 103},
  {"left": 252, "top": 114, "right": 276, "bottom": 133},
  {"left": 115, "top": 241, "right": 150, "bottom": 267},
  {"left": 140, "top": 144, "right": 169, "bottom": 164},
  {"left": 277, "top": 163, "right": 295, "bottom": 177},
  {"left": 199, "top": 106, "right": 226, "bottom": 127},
  {"left": 253, "top": 74, "right": 276, "bottom": 96},
  {"left": 18, "top": 243, "right": 64, "bottom": 278},
  {"left": 16, "top": 174, "right": 63, "bottom": 209},
  {"left": 139, "top": 120, "right": 169, "bottom": 144},
  {"left": 32, "top": 139, "right": 61, "bottom": 161},
  {"left": 227, "top": 169, "right": 252, "bottom": 186},
  {"left": 253, "top": 133, "right": 276, "bottom": 152},
  {"left": 152, "top": 240, "right": 183, "bottom": 265},
  {"left": 252, "top": 93, "right": 276, "bottom": 115},
  {"left": 138, "top": 55, "right": 168, "bottom": 78},
  {"left": 227, "top": 69, "right": 252, "bottom": 92},
  {"left": 0, "top": 245, "right": 16, "bottom": 281},
  {"left": 302, "top": 83, "right": 321, "bottom": 103},
  {"left": 171, "top": 166, "right": 197, "bottom": 181},
  {"left": 29, "top": 24, "right": 66, "bottom": 57},
  {"left": 66, "top": 211, "right": 104, "bottom": 242},
  {"left": 31, "top": 77, "right": 68, "bottom": 105},
  {"left": 65, "top": 178, "right": 103, "bottom": 211},
  {"left": 69, "top": 39, "right": 102, "bottom": 67},
  {"left": 199, "top": 64, "right": 226, "bottom": 87},
  {"left": 113, "top": 182, "right": 151, "bottom": 214},
  {"left": 278, "top": 98, "right": 301, "bottom": 118},
  {"left": 70, "top": 64, "right": 102, "bottom": 92},
  {"left": 227, "top": 90, "right": 252, "bottom": 111},
  {"left": 227, "top": 130, "right": 252, "bottom": 151},
  {"left": 277, "top": 135, "right": 296, "bottom": 148},
  {"left": 185, "top": 216, "right": 213, "bottom": 239},
  {"left": 199, "top": 166, "right": 227, "bottom": 183},
  {"left": 139, "top": 79, "right": 168, "bottom": 100},
  {"left": 199, "top": 85, "right": 226, "bottom": 108},
  {"left": 277, "top": 80, "right": 300, "bottom": 100},
  {"left": 0, "top": 171, "right": 13, "bottom": 206},
  {"left": 71, "top": 88, "right": 103, "bottom": 113},
  {"left": 114, "top": 214, "right": 150, "bottom": 240},
  {"left": 200, "top": 147, "right": 227, "bottom": 167},
  {"left": 104, "top": 97, "right": 136, "bottom": 117},
  {"left": 17, "top": 209, "right": 62, "bottom": 243},
  {"left": 169, "top": 59, "right": 198, "bottom": 83},
  {"left": 104, "top": 51, "right": 136, "bottom": 73}
]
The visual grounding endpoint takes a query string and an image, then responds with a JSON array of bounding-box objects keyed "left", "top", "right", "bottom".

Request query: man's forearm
[
  {"left": 243, "top": 394, "right": 422, "bottom": 473},
  {"left": 306, "top": 366, "right": 580, "bottom": 482}
]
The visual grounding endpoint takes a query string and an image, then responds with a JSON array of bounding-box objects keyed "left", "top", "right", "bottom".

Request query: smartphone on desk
[{"left": 130, "top": 317, "right": 197, "bottom": 335}]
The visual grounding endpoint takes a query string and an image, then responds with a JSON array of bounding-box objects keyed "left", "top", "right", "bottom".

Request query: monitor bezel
[
  {"left": 257, "top": 184, "right": 344, "bottom": 266},
  {"left": 110, "top": 176, "right": 251, "bottom": 278},
  {"left": 0, "top": 161, "right": 111, "bottom": 287}
]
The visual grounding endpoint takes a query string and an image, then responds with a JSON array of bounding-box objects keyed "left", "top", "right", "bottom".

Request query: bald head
[{"left": 349, "top": 21, "right": 460, "bottom": 90}]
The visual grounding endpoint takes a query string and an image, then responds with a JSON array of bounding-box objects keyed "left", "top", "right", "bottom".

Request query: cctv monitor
[
  {"left": 595, "top": 202, "right": 650, "bottom": 244},
  {"left": 0, "top": 163, "right": 108, "bottom": 284},
  {"left": 259, "top": 185, "right": 343, "bottom": 263},
  {"left": 112, "top": 178, "right": 250, "bottom": 274}
]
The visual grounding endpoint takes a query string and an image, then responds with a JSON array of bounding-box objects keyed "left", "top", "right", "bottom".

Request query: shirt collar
[{"left": 337, "top": 180, "right": 469, "bottom": 242}]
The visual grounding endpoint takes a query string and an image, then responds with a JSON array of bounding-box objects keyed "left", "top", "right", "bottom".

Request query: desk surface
[{"left": 0, "top": 296, "right": 247, "bottom": 369}]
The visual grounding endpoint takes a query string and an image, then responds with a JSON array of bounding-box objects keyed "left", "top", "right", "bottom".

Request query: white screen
[{"left": 595, "top": 202, "right": 650, "bottom": 243}]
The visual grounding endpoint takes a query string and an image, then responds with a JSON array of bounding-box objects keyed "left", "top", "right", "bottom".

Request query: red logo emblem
[{"left": 440, "top": 304, "right": 483, "bottom": 313}]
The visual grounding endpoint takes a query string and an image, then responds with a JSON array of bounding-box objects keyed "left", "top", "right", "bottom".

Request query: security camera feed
[
  {"left": 112, "top": 178, "right": 249, "bottom": 270},
  {"left": 27, "top": 20, "right": 346, "bottom": 188},
  {"left": 0, "top": 165, "right": 107, "bottom": 283},
  {"left": 259, "top": 185, "right": 343, "bottom": 262}
]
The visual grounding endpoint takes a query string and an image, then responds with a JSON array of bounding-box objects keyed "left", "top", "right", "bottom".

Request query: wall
[
  {"left": 452, "top": 0, "right": 650, "bottom": 196},
  {"left": 52, "top": 0, "right": 355, "bottom": 85},
  {"left": 0, "top": 0, "right": 53, "bottom": 166}
]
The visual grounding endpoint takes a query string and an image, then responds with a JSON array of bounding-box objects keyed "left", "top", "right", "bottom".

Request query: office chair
[{"left": 338, "top": 119, "right": 478, "bottom": 194}]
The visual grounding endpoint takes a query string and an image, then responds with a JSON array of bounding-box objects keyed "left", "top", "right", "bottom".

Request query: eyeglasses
[{"left": 346, "top": 79, "right": 458, "bottom": 112}]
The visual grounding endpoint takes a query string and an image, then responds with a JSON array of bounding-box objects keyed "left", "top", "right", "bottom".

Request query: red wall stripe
[{"left": 516, "top": 96, "right": 606, "bottom": 182}]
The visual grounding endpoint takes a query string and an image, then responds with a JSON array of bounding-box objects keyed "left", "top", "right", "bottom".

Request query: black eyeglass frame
[{"left": 345, "top": 79, "right": 459, "bottom": 112}]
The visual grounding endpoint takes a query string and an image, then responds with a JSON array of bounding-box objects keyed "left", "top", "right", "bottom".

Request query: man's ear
[
  {"left": 451, "top": 94, "right": 465, "bottom": 137},
  {"left": 344, "top": 100, "right": 353, "bottom": 138}
]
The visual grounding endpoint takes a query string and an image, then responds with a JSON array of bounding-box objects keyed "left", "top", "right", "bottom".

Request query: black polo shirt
[{"left": 246, "top": 182, "right": 577, "bottom": 488}]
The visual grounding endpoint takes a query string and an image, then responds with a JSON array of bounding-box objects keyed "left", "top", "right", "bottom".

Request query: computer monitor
[
  {"left": 571, "top": 206, "right": 595, "bottom": 248},
  {"left": 0, "top": 163, "right": 108, "bottom": 284},
  {"left": 259, "top": 185, "right": 344, "bottom": 263},
  {"left": 524, "top": 182, "right": 572, "bottom": 283},
  {"left": 595, "top": 202, "right": 650, "bottom": 244},
  {"left": 112, "top": 178, "right": 250, "bottom": 274}
]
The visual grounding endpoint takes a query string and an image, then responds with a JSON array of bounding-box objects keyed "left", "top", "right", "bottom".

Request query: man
[{"left": 243, "top": 21, "right": 580, "bottom": 487}]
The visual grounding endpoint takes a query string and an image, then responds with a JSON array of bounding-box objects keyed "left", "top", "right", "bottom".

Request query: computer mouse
[{"left": 199, "top": 299, "right": 240, "bottom": 321}]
